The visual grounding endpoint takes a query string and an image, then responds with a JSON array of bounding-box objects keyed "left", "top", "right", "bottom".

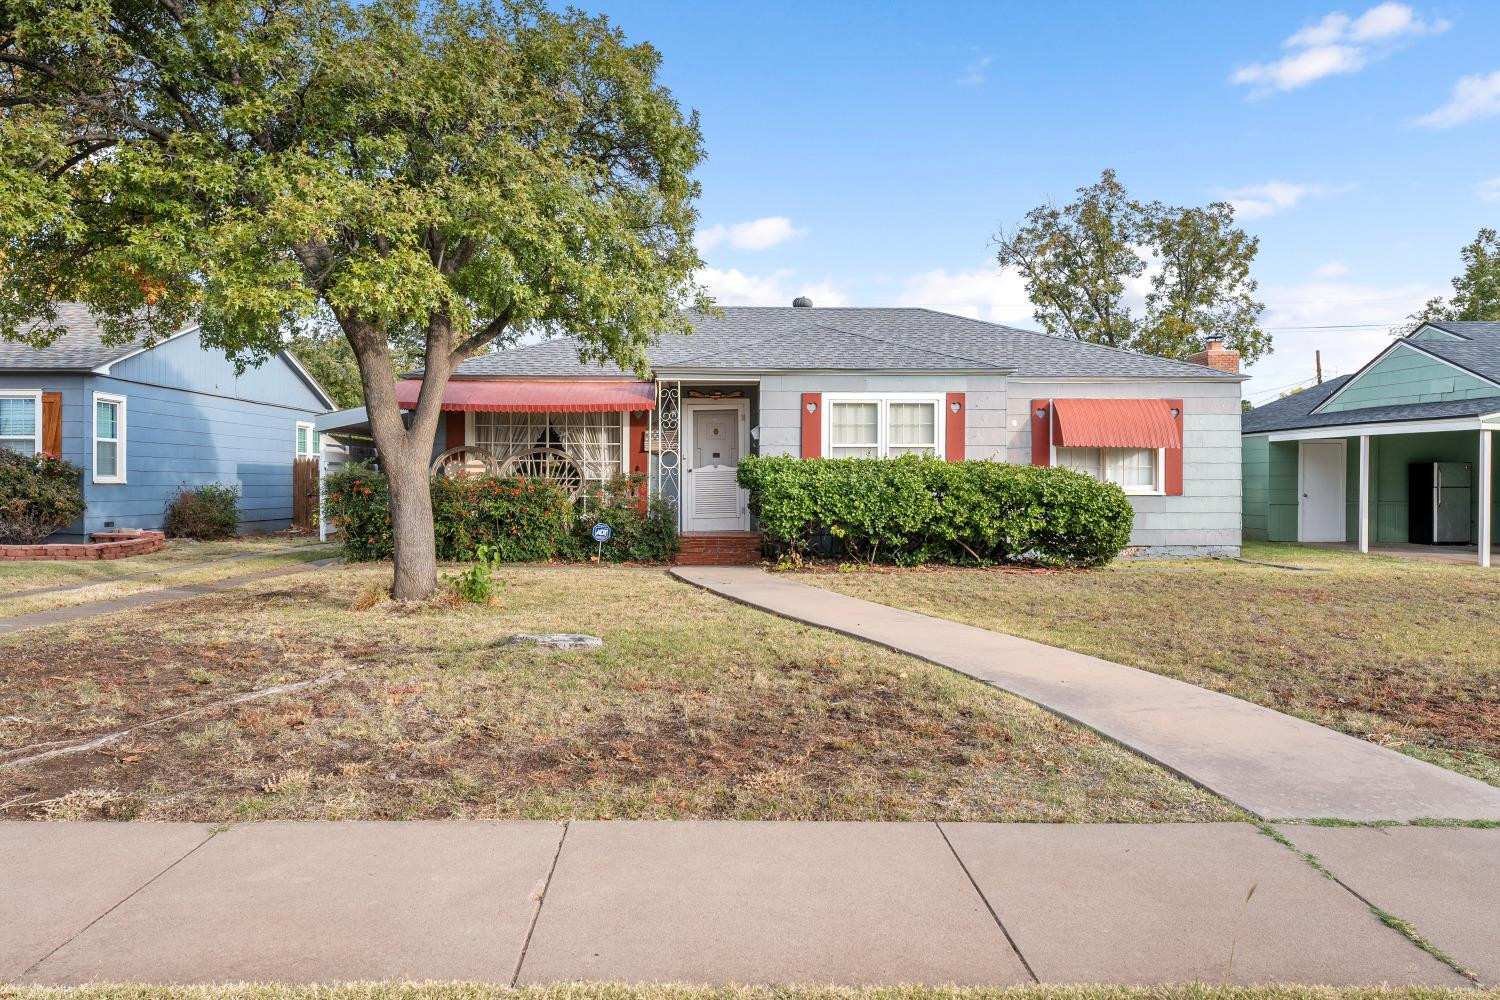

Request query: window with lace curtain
[
  {"left": 826, "top": 395, "right": 942, "bottom": 459},
  {"left": 1056, "top": 446, "right": 1162, "bottom": 494},
  {"left": 473, "top": 412, "right": 626, "bottom": 482}
]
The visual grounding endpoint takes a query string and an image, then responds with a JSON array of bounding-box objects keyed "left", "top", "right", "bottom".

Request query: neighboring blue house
[{"left": 0, "top": 303, "right": 334, "bottom": 540}]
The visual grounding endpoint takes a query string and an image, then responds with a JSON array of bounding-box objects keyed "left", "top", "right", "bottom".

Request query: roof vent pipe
[{"left": 792, "top": 296, "right": 813, "bottom": 308}]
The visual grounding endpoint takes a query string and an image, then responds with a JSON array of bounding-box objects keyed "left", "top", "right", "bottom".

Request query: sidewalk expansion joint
[
  {"left": 19, "top": 823, "right": 226, "bottom": 978},
  {"left": 935, "top": 821, "right": 1037, "bottom": 983},
  {"left": 511, "top": 819, "right": 569, "bottom": 987}
]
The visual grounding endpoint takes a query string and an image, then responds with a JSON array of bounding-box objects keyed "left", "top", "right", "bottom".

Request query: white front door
[
  {"left": 684, "top": 403, "right": 747, "bottom": 531},
  {"left": 1299, "top": 439, "right": 1347, "bottom": 542}
]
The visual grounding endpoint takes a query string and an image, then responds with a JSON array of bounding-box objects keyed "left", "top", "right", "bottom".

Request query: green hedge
[
  {"left": 163, "top": 483, "right": 240, "bottom": 540},
  {"left": 323, "top": 464, "right": 678, "bottom": 564},
  {"left": 0, "top": 451, "right": 85, "bottom": 544},
  {"left": 737, "top": 455, "right": 1134, "bottom": 567}
]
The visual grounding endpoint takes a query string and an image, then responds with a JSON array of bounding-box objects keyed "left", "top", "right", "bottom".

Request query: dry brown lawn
[
  {"left": 802, "top": 542, "right": 1500, "bottom": 787},
  {"left": 0, "top": 563, "right": 1235, "bottom": 823}
]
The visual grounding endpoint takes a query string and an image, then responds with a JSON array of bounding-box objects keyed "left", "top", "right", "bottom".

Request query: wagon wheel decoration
[
  {"left": 499, "top": 446, "right": 587, "bottom": 499},
  {"left": 429, "top": 445, "right": 501, "bottom": 479}
]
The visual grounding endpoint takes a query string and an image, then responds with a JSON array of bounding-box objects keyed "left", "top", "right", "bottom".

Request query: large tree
[
  {"left": 995, "top": 170, "right": 1270, "bottom": 365},
  {"left": 1, "top": 0, "right": 707, "bottom": 599},
  {"left": 1404, "top": 227, "right": 1500, "bottom": 330}
]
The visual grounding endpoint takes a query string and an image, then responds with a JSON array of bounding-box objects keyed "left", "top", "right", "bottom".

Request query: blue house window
[
  {"left": 93, "top": 393, "right": 126, "bottom": 484},
  {"left": 0, "top": 391, "right": 41, "bottom": 455}
]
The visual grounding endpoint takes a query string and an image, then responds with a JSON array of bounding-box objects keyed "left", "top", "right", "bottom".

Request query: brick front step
[{"left": 675, "top": 531, "right": 762, "bottom": 566}]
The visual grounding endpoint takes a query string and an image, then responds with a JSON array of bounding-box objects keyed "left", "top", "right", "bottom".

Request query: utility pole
[{"left": 1315, "top": 350, "right": 1323, "bottom": 385}]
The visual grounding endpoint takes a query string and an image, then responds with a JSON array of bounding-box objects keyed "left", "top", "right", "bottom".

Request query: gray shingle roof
[
  {"left": 1426, "top": 320, "right": 1500, "bottom": 342},
  {"left": 450, "top": 307, "right": 1244, "bottom": 380},
  {"left": 1410, "top": 327, "right": 1500, "bottom": 384},
  {"left": 0, "top": 303, "right": 163, "bottom": 371},
  {"left": 1243, "top": 374, "right": 1500, "bottom": 434}
]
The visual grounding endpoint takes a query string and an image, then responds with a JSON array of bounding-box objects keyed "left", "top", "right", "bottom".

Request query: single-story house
[
  {"left": 325, "top": 301, "right": 1246, "bottom": 560},
  {"left": 1242, "top": 320, "right": 1499, "bottom": 567},
  {"left": 0, "top": 303, "right": 335, "bottom": 540}
]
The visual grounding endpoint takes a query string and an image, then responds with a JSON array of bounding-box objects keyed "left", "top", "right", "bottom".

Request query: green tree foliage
[
  {"left": 287, "top": 320, "right": 422, "bottom": 411},
  {"left": 0, "top": 0, "right": 707, "bottom": 598},
  {"left": 1404, "top": 228, "right": 1500, "bottom": 330},
  {"left": 995, "top": 170, "right": 1270, "bottom": 365}
]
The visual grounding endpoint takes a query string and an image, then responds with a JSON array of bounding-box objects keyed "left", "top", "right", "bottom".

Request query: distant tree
[
  {"left": 995, "top": 170, "right": 1269, "bottom": 365},
  {"left": 288, "top": 321, "right": 422, "bottom": 412},
  {"left": 1402, "top": 228, "right": 1500, "bottom": 332},
  {"left": 0, "top": 0, "right": 707, "bottom": 600}
]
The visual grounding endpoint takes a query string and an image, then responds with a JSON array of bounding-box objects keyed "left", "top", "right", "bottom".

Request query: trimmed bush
[
  {"left": 0, "top": 451, "right": 85, "bottom": 543},
  {"left": 322, "top": 465, "right": 679, "bottom": 564},
  {"left": 163, "top": 483, "right": 241, "bottom": 540},
  {"left": 737, "top": 455, "right": 1134, "bottom": 567}
]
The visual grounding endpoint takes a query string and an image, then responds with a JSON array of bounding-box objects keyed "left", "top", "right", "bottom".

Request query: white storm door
[
  {"left": 685, "top": 403, "right": 747, "bottom": 531},
  {"left": 1298, "top": 439, "right": 1347, "bottom": 542}
]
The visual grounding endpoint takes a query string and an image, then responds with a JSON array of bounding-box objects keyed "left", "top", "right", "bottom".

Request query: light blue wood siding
[
  {"left": 81, "top": 370, "right": 323, "bottom": 536},
  {"left": 1318, "top": 344, "right": 1499, "bottom": 413},
  {"left": 107, "top": 329, "right": 327, "bottom": 411}
]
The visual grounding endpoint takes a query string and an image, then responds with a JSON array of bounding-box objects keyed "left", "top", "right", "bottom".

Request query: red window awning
[
  {"left": 395, "top": 378, "right": 655, "bottom": 413},
  {"left": 1051, "top": 398, "right": 1182, "bottom": 449}
]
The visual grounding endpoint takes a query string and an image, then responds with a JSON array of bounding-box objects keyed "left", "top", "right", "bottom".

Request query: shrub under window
[
  {"left": 0, "top": 451, "right": 85, "bottom": 543},
  {"left": 737, "top": 455, "right": 1135, "bottom": 567}
]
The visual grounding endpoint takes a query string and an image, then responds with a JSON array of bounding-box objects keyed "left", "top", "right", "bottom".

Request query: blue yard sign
[{"left": 591, "top": 521, "right": 612, "bottom": 561}]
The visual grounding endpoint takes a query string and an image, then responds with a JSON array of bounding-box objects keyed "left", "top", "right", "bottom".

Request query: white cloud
[
  {"left": 894, "top": 266, "right": 1036, "bottom": 326},
  {"left": 1241, "top": 278, "right": 1444, "bottom": 401},
  {"left": 1479, "top": 176, "right": 1500, "bottom": 202},
  {"left": 1232, "top": 3, "right": 1448, "bottom": 96},
  {"left": 1314, "top": 260, "right": 1350, "bottom": 277},
  {"left": 1222, "top": 181, "right": 1344, "bottom": 219},
  {"left": 1417, "top": 70, "right": 1500, "bottom": 129},
  {"left": 956, "top": 54, "right": 993, "bottom": 88},
  {"left": 695, "top": 267, "right": 846, "bottom": 307},
  {"left": 695, "top": 216, "right": 807, "bottom": 252}
]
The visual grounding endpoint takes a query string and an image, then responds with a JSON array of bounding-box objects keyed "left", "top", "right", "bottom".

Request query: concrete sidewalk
[
  {"left": 3, "top": 820, "right": 1493, "bottom": 987},
  {"left": 672, "top": 566, "right": 1500, "bottom": 823}
]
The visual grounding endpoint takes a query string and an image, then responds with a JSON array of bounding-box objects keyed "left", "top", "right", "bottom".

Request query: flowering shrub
[
  {"left": 738, "top": 455, "right": 1135, "bottom": 567},
  {"left": 322, "top": 465, "right": 677, "bottom": 564},
  {"left": 0, "top": 450, "right": 85, "bottom": 543}
]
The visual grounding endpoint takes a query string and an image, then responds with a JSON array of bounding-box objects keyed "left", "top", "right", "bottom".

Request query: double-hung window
[
  {"left": 826, "top": 395, "right": 943, "bottom": 459},
  {"left": 92, "top": 393, "right": 126, "bottom": 484},
  {"left": 296, "top": 421, "right": 320, "bottom": 459},
  {"left": 1057, "top": 446, "right": 1163, "bottom": 495},
  {"left": 0, "top": 391, "right": 42, "bottom": 455}
]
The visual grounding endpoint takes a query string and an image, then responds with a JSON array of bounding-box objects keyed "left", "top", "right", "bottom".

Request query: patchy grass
[
  {"left": 0, "top": 539, "right": 336, "bottom": 617},
  {"left": 0, "top": 985, "right": 1494, "bottom": 1000},
  {"left": 801, "top": 542, "right": 1500, "bottom": 787},
  {"left": 0, "top": 563, "right": 1235, "bottom": 823},
  {"left": 0, "top": 533, "right": 330, "bottom": 594}
]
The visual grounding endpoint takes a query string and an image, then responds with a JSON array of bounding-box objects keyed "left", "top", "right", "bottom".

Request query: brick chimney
[{"left": 1186, "top": 338, "right": 1240, "bottom": 373}]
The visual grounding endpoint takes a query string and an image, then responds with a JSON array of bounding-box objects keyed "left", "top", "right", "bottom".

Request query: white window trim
[
  {"left": 92, "top": 392, "right": 127, "bottom": 484},
  {"left": 295, "top": 420, "right": 317, "bottom": 458},
  {"left": 1051, "top": 443, "right": 1166, "bottom": 496},
  {"left": 822, "top": 392, "right": 946, "bottom": 460},
  {"left": 0, "top": 389, "right": 43, "bottom": 455}
]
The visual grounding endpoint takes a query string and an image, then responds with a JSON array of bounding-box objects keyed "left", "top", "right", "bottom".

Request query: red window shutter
[
  {"left": 944, "top": 392, "right": 965, "bottom": 462},
  {"left": 629, "top": 410, "right": 650, "bottom": 476},
  {"left": 444, "top": 412, "right": 465, "bottom": 450},
  {"left": 801, "top": 392, "right": 822, "bottom": 458},
  {"left": 1165, "top": 399, "right": 1184, "bottom": 496},
  {"left": 41, "top": 392, "right": 63, "bottom": 457},
  {"left": 1030, "top": 399, "right": 1051, "bottom": 466}
]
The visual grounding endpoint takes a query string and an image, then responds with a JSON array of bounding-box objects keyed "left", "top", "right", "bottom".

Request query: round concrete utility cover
[{"left": 503, "top": 633, "right": 603, "bottom": 650}]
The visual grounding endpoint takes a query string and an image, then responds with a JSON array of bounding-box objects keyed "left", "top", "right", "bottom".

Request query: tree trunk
[
  {"left": 385, "top": 441, "right": 439, "bottom": 601},
  {"left": 338, "top": 314, "right": 451, "bottom": 602}
]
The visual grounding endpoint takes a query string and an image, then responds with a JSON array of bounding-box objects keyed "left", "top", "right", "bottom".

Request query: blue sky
[{"left": 582, "top": 0, "right": 1500, "bottom": 401}]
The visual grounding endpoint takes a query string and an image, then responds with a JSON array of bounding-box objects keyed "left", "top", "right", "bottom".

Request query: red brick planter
[{"left": 0, "top": 529, "right": 167, "bottom": 561}]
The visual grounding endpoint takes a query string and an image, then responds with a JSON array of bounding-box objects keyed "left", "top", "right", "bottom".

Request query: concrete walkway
[
  {"left": 672, "top": 566, "right": 1500, "bottom": 823},
  {"left": 0, "top": 558, "right": 341, "bottom": 636},
  {"left": 3, "top": 820, "right": 1494, "bottom": 987}
]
